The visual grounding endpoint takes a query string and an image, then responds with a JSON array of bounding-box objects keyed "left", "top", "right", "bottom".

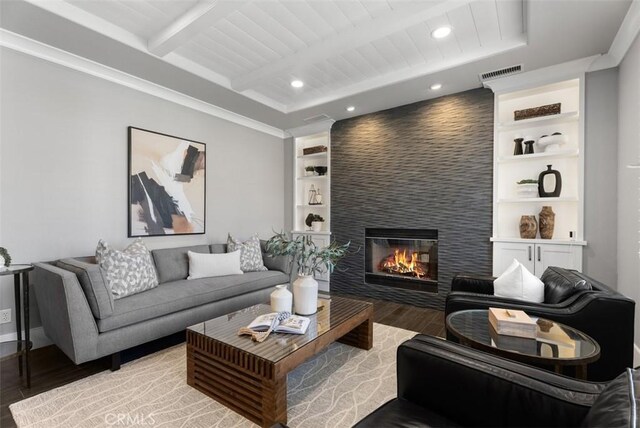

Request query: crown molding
[
  {"left": 590, "top": 0, "right": 640, "bottom": 71},
  {"left": 0, "top": 29, "right": 286, "bottom": 139},
  {"left": 285, "top": 119, "right": 335, "bottom": 138}
]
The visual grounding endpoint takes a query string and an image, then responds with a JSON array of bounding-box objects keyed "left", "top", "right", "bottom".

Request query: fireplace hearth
[{"left": 365, "top": 228, "right": 438, "bottom": 293}]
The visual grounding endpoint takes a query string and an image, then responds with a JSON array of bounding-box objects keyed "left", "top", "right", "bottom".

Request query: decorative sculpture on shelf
[{"left": 538, "top": 165, "right": 562, "bottom": 197}]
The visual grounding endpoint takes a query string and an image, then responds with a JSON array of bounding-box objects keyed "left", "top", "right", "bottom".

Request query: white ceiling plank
[
  {"left": 356, "top": 43, "right": 395, "bottom": 75},
  {"left": 308, "top": 1, "right": 352, "bottom": 32},
  {"left": 447, "top": 4, "right": 482, "bottom": 52},
  {"left": 227, "top": 11, "right": 294, "bottom": 58},
  {"left": 214, "top": 21, "right": 279, "bottom": 63},
  {"left": 240, "top": 6, "right": 307, "bottom": 53},
  {"left": 203, "top": 28, "right": 271, "bottom": 67},
  {"left": 255, "top": 2, "right": 320, "bottom": 47},
  {"left": 359, "top": 0, "right": 393, "bottom": 19},
  {"left": 495, "top": 0, "right": 524, "bottom": 40},
  {"left": 148, "top": 0, "right": 249, "bottom": 57},
  {"left": 341, "top": 50, "right": 379, "bottom": 78},
  {"left": 231, "top": 0, "right": 472, "bottom": 92},
  {"left": 372, "top": 38, "right": 409, "bottom": 69},
  {"left": 405, "top": 23, "right": 444, "bottom": 64},
  {"left": 388, "top": 32, "right": 426, "bottom": 67},
  {"left": 280, "top": 2, "right": 335, "bottom": 40},
  {"left": 334, "top": 1, "right": 372, "bottom": 26},
  {"left": 470, "top": 0, "right": 502, "bottom": 46}
]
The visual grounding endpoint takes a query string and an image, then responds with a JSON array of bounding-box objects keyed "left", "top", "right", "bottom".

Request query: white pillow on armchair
[{"left": 494, "top": 259, "right": 544, "bottom": 303}]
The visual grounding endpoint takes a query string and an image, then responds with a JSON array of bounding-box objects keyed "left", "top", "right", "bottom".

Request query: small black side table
[{"left": 0, "top": 264, "right": 34, "bottom": 388}]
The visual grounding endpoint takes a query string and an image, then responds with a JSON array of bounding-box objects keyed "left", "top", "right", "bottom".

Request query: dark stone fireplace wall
[{"left": 330, "top": 88, "right": 494, "bottom": 310}]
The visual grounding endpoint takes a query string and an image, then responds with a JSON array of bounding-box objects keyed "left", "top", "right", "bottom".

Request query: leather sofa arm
[
  {"left": 396, "top": 335, "right": 603, "bottom": 427},
  {"left": 451, "top": 274, "right": 495, "bottom": 294}
]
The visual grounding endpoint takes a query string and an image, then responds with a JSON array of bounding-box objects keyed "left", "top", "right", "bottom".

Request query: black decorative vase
[
  {"left": 513, "top": 138, "right": 524, "bottom": 155},
  {"left": 538, "top": 165, "right": 562, "bottom": 197},
  {"left": 524, "top": 140, "right": 535, "bottom": 154}
]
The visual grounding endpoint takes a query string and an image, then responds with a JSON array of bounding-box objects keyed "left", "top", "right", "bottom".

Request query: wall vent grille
[{"left": 479, "top": 64, "right": 523, "bottom": 82}]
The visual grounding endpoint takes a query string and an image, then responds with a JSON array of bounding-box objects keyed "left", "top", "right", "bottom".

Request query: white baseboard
[{"left": 0, "top": 326, "right": 52, "bottom": 352}]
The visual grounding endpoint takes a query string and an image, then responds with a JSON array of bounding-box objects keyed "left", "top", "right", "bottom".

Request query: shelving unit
[
  {"left": 491, "top": 77, "right": 586, "bottom": 277},
  {"left": 292, "top": 131, "right": 332, "bottom": 287}
]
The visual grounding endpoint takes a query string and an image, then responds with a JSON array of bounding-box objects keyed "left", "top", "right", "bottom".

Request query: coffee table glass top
[
  {"left": 187, "top": 294, "right": 372, "bottom": 363},
  {"left": 446, "top": 309, "right": 600, "bottom": 363}
]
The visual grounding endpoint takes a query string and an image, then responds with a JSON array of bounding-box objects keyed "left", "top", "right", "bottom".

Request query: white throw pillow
[
  {"left": 187, "top": 250, "right": 243, "bottom": 280},
  {"left": 494, "top": 259, "right": 544, "bottom": 303}
]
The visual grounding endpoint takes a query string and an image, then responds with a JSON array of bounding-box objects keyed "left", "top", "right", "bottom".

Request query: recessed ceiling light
[
  {"left": 291, "top": 80, "right": 304, "bottom": 88},
  {"left": 431, "top": 26, "right": 452, "bottom": 39},
  {"left": 346, "top": 106, "right": 355, "bottom": 112},
  {"left": 430, "top": 83, "right": 442, "bottom": 90}
]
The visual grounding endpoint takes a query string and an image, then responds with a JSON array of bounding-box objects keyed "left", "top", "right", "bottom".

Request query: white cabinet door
[
  {"left": 493, "top": 242, "right": 535, "bottom": 276},
  {"left": 535, "top": 243, "right": 582, "bottom": 273}
]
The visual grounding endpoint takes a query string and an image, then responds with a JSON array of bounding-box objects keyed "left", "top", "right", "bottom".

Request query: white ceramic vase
[
  {"left": 270, "top": 284, "right": 293, "bottom": 313},
  {"left": 311, "top": 221, "right": 323, "bottom": 232},
  {"left": 0, "top": 256, "right": 6, "bottom": 271},
  {"left": 293, "top": 274, "right": 318, "bottom": 315}
]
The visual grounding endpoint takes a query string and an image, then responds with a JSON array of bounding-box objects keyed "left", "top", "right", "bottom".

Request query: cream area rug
[{"left": 10, "top": 323, "right": 417, "bottom": 428}]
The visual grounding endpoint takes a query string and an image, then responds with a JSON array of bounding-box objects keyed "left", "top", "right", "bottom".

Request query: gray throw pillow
[
  {"left": 227, "top": 234, "right": 268, "bottom": 272},
  {"left": 95, "top": 238, "right": 159, "bottom": 299}
]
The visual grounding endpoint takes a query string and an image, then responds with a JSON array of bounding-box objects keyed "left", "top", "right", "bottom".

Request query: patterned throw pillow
[
  {"left": 227, "top": 234, "right": 268, "bottom": 272},
  {"left": 95, "top": 238, "right": 159, "bottom": 299}
]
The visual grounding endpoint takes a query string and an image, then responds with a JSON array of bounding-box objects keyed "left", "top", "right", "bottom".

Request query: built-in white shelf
[
  {"left": 296, "top": 204, "right": 328, "bottom": 208},
  {"left": 291, "top": 230, "right": 332, "bottom": 236},
  {"left": 491, "top": 237, "right": 587, "bottom": 246},
  {"left": 497, "top": 111, "right": 579, "bottom": 131},
  {"left": 297, "top": 175, "right": 328, "bottom": 181},
  {"left": 498, "top": 196, "right": 579, "bottom": 203},
  {"left": 297, "top": 152, "right": 328, "bottom": 159},
  {"left": 497, "top": 149, "right": 579, "bottom": 163}
]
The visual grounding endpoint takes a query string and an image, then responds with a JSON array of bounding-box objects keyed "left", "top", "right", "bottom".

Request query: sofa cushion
[
  {"left": 210, "top": 244, "right": 227, "bottom": 254},
  {"left": 582, "top": 368, "right": 639, "bottom": 427},
  {"left": 187, "top": 251, "right": 243, "bottom": 279},
  {"left": 227, "top": 234, "right": 268, "bottom": 272},
  {"left": 151, "top": 245, "right": 210, "bottom": 284},
  {"left": 261, "top": 240, "right": 291, "bottom": 274},
  {"left": 542, "top": 266, "right": 592, "bottom": 304},
  {"left": 96, "top": 270, "right": 289, "bottom": 332},
  {"left": 494, "top": 259, "right": 544, "bottom": 303},
  {"left": 96, "top": 239, "right": 158, "bottom": 299},
  {"left": 57, "top": 257, "right": 114, "bottom": 319}
]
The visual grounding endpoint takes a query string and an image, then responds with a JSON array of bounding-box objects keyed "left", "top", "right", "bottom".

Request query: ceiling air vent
[
  {"left": 303, "top": 114, "right": 332, "bottom": 123},
  {"left": 479, "top": 64, "right": 523, "bottom": 82}
]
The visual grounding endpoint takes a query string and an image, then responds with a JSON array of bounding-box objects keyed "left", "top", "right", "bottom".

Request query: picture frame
[{"left": 128, "top": 126, "right": 206, "bottom": 237}]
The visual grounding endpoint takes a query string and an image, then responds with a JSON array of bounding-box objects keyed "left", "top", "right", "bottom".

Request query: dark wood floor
[{"left": 0, "top": 297, "right": 444, "bottom": 428}]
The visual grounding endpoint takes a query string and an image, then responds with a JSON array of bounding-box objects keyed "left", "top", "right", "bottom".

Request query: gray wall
[
  {"left": 617, "top": 33, "right": 640, "bottom": 346},
  {"left": 0, "top": 49, "right": 285, "bottom": 336},
  {"left": 330, "top": 88, "right": 494, "bottom": 310},
  {"left": 583, "top": 68, "right": 619, "bottom": 285}
]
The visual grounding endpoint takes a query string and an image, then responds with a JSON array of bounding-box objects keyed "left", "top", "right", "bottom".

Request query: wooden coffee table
[{"left": 186, "top": 295, "right": 373, "bottom": 427}]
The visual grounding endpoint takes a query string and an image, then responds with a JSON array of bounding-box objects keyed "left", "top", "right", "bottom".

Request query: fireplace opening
[{"left": 365, "top": 228, "right": 438, "bottom": 293}]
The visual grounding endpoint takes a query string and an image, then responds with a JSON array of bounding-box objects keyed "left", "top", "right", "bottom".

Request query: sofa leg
[{"left": 110, "top": 352, "right": 121, "bottom": 371}]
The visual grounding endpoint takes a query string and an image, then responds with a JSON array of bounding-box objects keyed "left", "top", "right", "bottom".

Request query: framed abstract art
[{"left": 128, "top": 127, "right": 206, "bottom": 237}]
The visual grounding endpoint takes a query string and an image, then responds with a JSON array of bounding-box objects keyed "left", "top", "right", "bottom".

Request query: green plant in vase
[
  {"left": 266, "top": 232, "right": 350, "bottom": 315},
  {"left": 0, "top": 247, "right": 11, "bottom": 271}
]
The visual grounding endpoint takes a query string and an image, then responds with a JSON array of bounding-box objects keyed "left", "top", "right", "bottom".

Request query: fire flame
[{"left": 380, "top": 248, "right": 427, "bottom": 278}]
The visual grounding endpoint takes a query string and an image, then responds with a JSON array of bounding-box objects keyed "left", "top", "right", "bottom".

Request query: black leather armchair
[
  {"left": 445, "top": 267, "right": 635, "bottom": 381},
  {"left": 355, "top": 335, "right": 638, "bottom": 427}
]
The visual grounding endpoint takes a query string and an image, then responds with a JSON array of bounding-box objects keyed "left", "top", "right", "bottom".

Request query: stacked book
[{"left": 488, "top": 307, "right": 536, "bottom": 339}]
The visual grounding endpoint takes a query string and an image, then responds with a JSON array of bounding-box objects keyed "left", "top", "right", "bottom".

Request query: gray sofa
[{"left": 32, "top": 242, "right": 291, "bottom": 369}]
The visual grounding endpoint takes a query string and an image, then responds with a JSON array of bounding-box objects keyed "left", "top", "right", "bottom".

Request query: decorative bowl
[
  {"left": 314, "top": 166, "right": 328, "bottom": 175},
  {"left": 537, "top": 133, "right": 568, "bottom": 152}
]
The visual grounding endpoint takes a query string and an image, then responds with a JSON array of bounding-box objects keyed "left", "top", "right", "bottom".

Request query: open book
[{"left": 247, "top": 313, "right": 310, "bottom": 335}]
